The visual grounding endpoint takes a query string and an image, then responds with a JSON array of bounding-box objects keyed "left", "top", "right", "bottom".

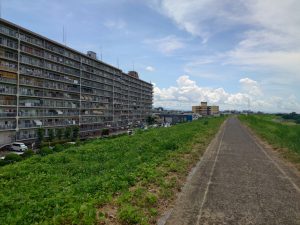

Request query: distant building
[
  {"left": 192, "top": 102, "right": 219, "bottom": 116},
  {"left": 209, "top": 105, "right": 219, "bottom": 115}
]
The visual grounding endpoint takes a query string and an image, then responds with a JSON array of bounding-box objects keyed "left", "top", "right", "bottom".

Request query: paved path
[{"left": 163, "top": 117, "right": 300, "bottom": 225}]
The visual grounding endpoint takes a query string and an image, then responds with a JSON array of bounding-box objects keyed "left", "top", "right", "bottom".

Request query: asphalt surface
[{"left": 162, "top": 117, "right": 300, "bottom": 225}]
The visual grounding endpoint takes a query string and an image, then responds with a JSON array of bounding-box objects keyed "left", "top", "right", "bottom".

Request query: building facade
[
  {"left": 0, "top": 18, "right": 153, "bottom": 146},
  {"left": 192, "top": 102, "right": 219, "bottom": 116}
]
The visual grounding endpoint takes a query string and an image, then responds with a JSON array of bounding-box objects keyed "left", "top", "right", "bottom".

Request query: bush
[
  {"left": 0, "top": 160, "right": 9, "bottom": 166},
  {"left": 22, "top": 149, "right": 35, "bottom": 158},
  {"left": 56, "top": 128, "right": 63, "bottom": 140},
  {"left": 101, "top": 128, "right": 109, "bottom": 136},
  {"left": 64, "top": 127, "right": 72, "bottom": 140},
  {"left": 53, "top": 144, "right": 63, "bottom": 152},
  {"left": 146, "top": 116, "right": 156, "bottom": 125},
  {"left": 4, "top": 153, "right": 22, "bottom": 163},
  {"left": 37, "top": 127, "right": 45, "bottom": 143},
  {"left": 38, "top": 147, "right": 53, "bottom": 156},
  {"left": 72, "top": 126, "right": 79, "bottom": 141},
  {"left": 48, "top": 129, "right": 54, "bottom": 142}
]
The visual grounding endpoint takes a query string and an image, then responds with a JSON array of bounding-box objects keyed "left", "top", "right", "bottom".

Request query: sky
[{"left": 2, "top": 0, "right": 300, "bottom": 112}]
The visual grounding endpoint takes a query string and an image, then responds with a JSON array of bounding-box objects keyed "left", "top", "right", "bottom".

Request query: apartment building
[
  {"left": 0, "top": 18, "right": 153, "bottom": 146},
  {"left": 192, "top": 102, "right": 219, "bottom": 116}
]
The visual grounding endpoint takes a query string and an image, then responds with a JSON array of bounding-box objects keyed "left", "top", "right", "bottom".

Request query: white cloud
[
  {"left": 149, "top": 0, "right": 300, "bottom": 44},
  {"left": 154, "top": 75, "right": 300, "bottom": 112},
  {"left": 145, "top": 66, "right": 155, "bottom": 72},
  {"left": 148, "top": 0, "right": 300, "bottom": 87},
  {"left": 144, "top": 35, "right": 185, "bottom": 54},
  {"left": 239, "top": 77, "right": 262, "bottom": 96}
]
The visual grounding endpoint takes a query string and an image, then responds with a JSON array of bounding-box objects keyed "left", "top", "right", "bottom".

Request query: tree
[
  {"left": 72, "top": 126, "right": 79, "bottom": 141},
  {"left": 48, "top": 129, "right": 54, "bottom": 142},
  {"left": 146, "top": 116, "right": 155, "bottom": 125},
  {"left": 56, "top": 128, "right": 63, "bottom": 140},
  {"left": 64, "top": 126, "right": 72, "bottom": 140},
  {"left": 101, "top": 128, "right": 109, "bottom": 136},
  {"left": 37, "top": 127, "right": 45, "bottom": 143}
]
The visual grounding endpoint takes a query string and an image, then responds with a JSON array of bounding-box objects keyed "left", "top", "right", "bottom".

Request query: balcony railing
[
  {"left": 17, "top": 133, "right": 37, "bottom": 140},
  {"left": 0, "top": 88, "right": 16, "bottom": 95},
  {"left": 0, "top": 77, "right": 17, "bottom": 84},
  {"left": 0, "top": 100, "right": 16, "bottom": 105},
  {"left": 0, "top": 124, "right": 16, "bottom": 130},
  {"left": 0, "top": 112, "right": 17, "bottom": 117}
]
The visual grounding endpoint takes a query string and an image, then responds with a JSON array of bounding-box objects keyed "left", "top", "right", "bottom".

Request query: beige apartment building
[
  {"left": 0, "top": 18, "right": 153, "bottom": 146},
  {"left": 192, "top": 102, "right": 219, "bottom": 116}
]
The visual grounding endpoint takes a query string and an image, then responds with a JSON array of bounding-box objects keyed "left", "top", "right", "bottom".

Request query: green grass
[
  {"left": 0, "top": 117, "right": 224, "bottom": 225},
  {"left": 239, "top": 115, "right": 300, "bottom": 165}
]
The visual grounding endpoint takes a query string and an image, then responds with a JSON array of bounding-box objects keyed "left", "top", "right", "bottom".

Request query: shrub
[
  {"left": 37, "top": 128, "right": 45, "bottom": 143},
  {"left": 38, "top": 147, "right": 53, "bottom": 156},
  {"left": 101, "top": 128, "right": 109, "bottom": 136},
  {"left": 56, "top": 128, "right": 63, "bottom": 140},
  {"left": 22, "top": 149, "right": 35, "bottom": 158},
  {"left": 53, "top": 144, "right": 63, "bottom": 152},
  {"left": 48, "top": 129, "right": 54, "bottom": 142},
  {"left": 72, "top": 126, "right": 80, "bottom": 141},
  {"left": 64, "top": 127, "right": 72, "bottom": 140},
  {"left": 5, "top": 153, "right": 22, "bottom": 163},
  {"left": 0, "top": 160, "right": 9, "bottom": 166},
  {"left": 146, "top": 116, "right": 155, "bottom": 125}
]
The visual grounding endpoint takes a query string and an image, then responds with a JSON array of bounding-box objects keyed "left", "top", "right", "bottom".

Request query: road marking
[
  {"left": 240, "top": 122, "right": 300, "bottom": 193},
  {"left": 196, "top": 121, "right": 227, "bottom": 225}
]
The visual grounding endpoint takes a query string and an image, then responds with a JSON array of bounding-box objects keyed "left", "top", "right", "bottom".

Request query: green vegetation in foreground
[
  {"left": 0, "top": 117, "right": 224, "bottom": 225},
  {"left": 239, "top": 115, "right": 300, "bottom": 166}
]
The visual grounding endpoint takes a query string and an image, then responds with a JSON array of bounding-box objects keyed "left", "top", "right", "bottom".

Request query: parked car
[
  {"left": 0, "top": 144, "right": 13, "bottom": 151},
  {"left": 10, "top": 142, "right": 28, "bottom": 152}
]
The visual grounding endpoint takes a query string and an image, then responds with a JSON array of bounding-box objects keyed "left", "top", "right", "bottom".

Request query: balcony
[
  {"left": 0, "top": 123, "right": 16, "bottom": 130},
  {"left": 0, "top": 86, "right": 16, "bottom": 95},
  {"left": 0, "top": 99, "right": 16, "bottom": 106},
  {"left": 44, "top": 120, "right": 78, "bottom": 127},
  {"left": 19, "top": 123, "right": 39, "bottom": 128},
  {"left": 0, "top": 76, "right": 17, "bottom": 84},
  {"left": 17, "top": 133, "right": 37, "bottom": 140},
  {"left": 20, "top": 90, "right": 43, "bottom": 97},
  {"left": 0, "top": 112, "right": 17, "bottom": 117}
]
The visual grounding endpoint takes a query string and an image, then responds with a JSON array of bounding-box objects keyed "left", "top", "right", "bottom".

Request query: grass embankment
[
  {"left": 239, "top": 115, "right": 300, "bottom": 168},
  {"left": 0, "top": 117, "right": 224, "bottom": 225}
]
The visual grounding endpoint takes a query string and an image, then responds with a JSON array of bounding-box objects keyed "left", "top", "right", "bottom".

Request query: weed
[
  {"left": 118, "top": 204, "right": 146, "bottom": 225},
  {"left": 0, "top": 117, "right": 224, "bottom": 224}
]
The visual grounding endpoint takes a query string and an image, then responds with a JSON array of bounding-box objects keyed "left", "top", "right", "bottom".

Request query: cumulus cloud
[
  {"left": 239, "top": 77, "right": 262, "bottom": 96},
  {"left": 145, "top": 66, "right": 155, "bottom": 72},
  {"left": 144, "top": 35, "right": 185, "bottom": 54},
  {"left": 154, "top": 75, "right": 300, "bottom": 112}
]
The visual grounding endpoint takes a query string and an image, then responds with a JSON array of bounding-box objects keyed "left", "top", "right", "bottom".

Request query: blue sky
[{"left": 2, "top": 0, "right": 300, "bottom": 112}]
